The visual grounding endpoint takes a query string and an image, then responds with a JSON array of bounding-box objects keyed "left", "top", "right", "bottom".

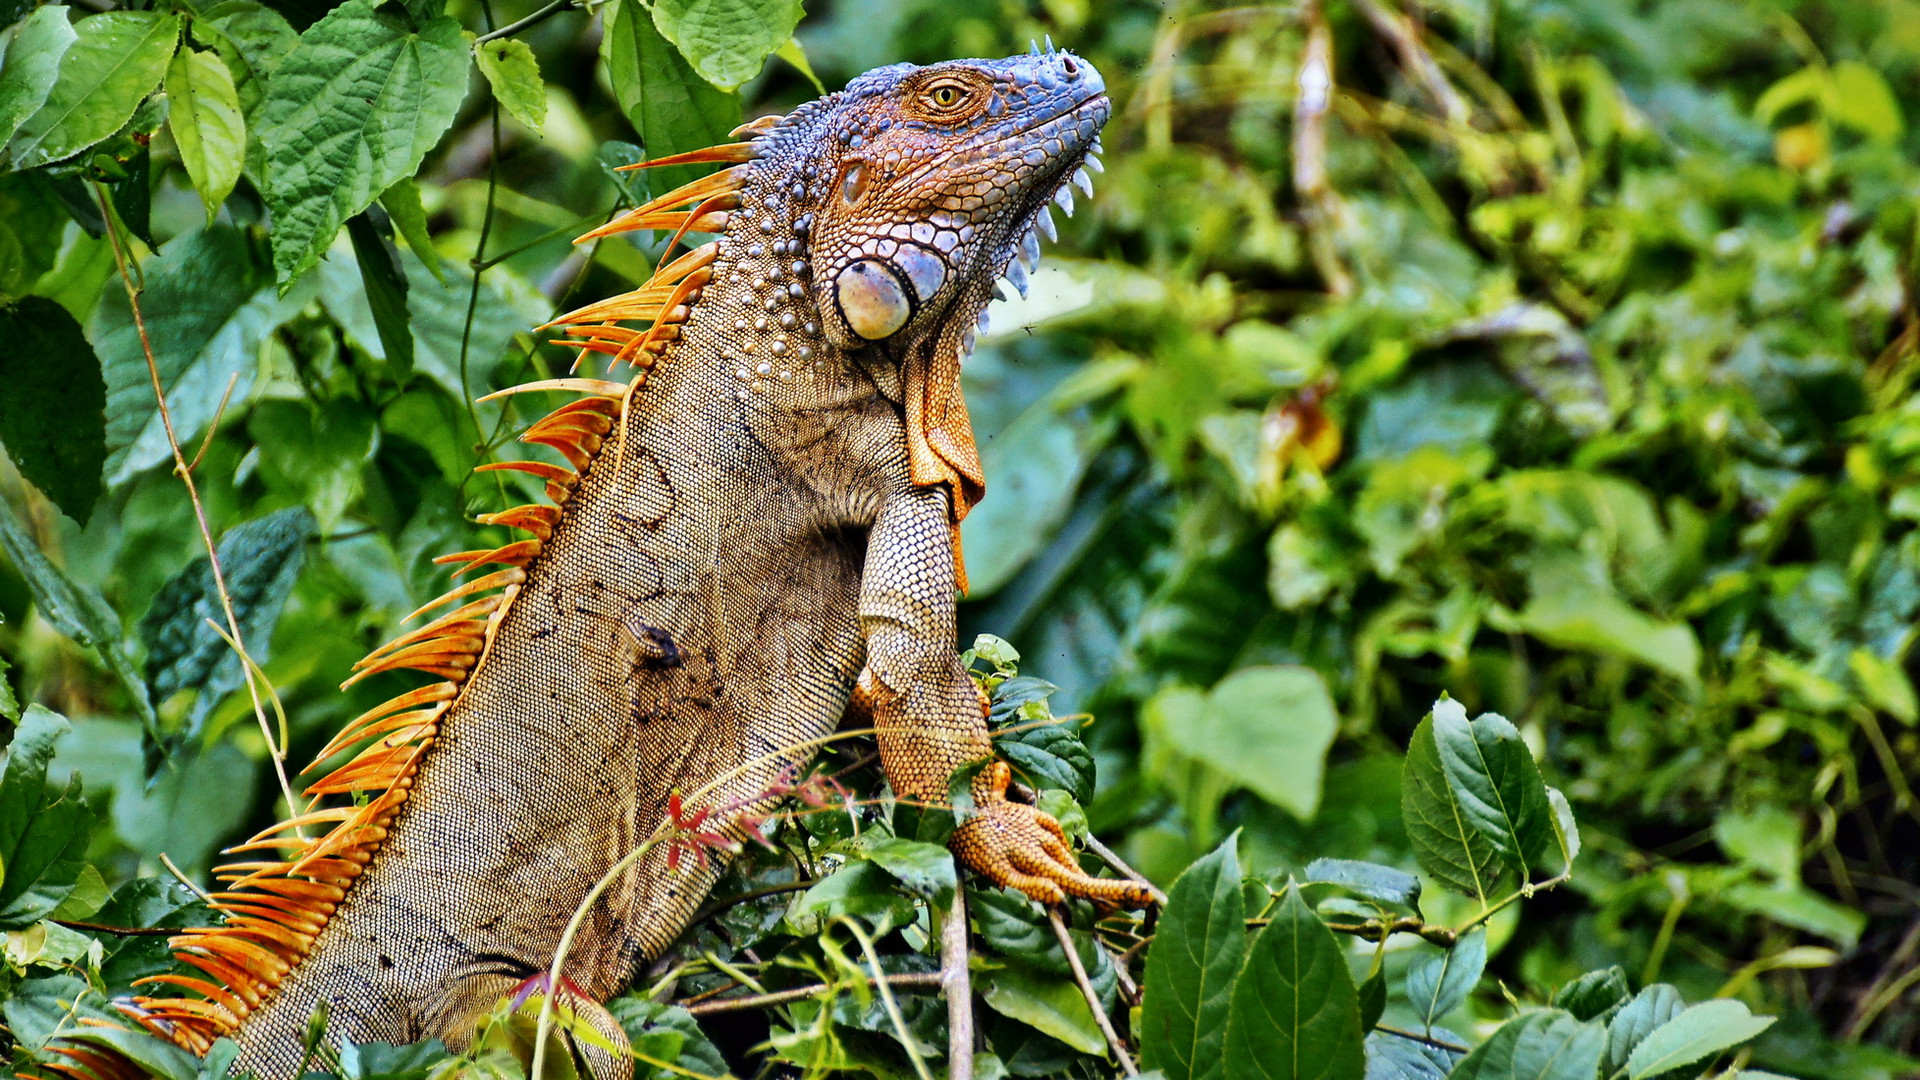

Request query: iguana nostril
[{"left": 1061, "top": 55, "right": 1079, "bottom": 77}]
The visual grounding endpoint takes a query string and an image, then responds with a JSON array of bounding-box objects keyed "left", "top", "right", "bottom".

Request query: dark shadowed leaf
[
  {"left": 346, "top": 210, "right": 414, "bottom": 380},
  {"left": 845, "top": 835, "right": 956, "bottom": 905},
  {"left": 1404, "top": 928, "right": 1485, "bottom": 1031},
  {"left": 1552, "top": 967, "right": 1629, "bottom": 1022},
  {"left": 1140, "top": 833, "right": 1246, "bottom": 1080},
  {"left": 997, "top": 716, "right": 1094, "bottom": 803},
  {"left": 136, "top": 507, "right": 313, "bottom": 733},
  {"left": 61, "top": 1024, "right": 202, "bottom": 1080},
  {"left": 257, "top": 0, "right": 469, "bottom": 286},
  {"left": 0, "top": 296, "right": 106, "bottom": 523},
  {"left": 1363, "top": 1030, "right": 1460, "bottom": 1079},
  {"left": 1223, "top": 883, "right": 1364, "bottom": 1080}
]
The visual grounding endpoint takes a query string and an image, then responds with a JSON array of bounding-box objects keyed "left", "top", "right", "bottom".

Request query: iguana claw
[{"left": 951, "top": 762, "right": 1156, "bottom": 908}]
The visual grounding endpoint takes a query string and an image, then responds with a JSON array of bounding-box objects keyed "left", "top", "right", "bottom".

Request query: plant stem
[
  {"left": 942, "top": 886, "right": 974, "bottom": 1080},
  {"left": 473, "top": 0, "right": 573, "bottom": 44},
  {"left": 1375, "top": 1024, "right": 1470, "bottom": 1054},
  {"left": 683, "top": 972, "right": 944, "bottom": 1016},
  {"left": 840, "top": 918, "right": 936, "bottom": 1080},
  {"left": 1083, "top": 834, "right": 1168, "bottom": 905},
  {"left": 1048, "top": 909, "right": 1137, "bottom": 1076}
]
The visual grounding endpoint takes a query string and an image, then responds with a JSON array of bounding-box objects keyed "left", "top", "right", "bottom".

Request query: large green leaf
[
  {"left": 196, "top": 0, "right": 299, "bottom": 120},
  {"left": 651, "top": 0, "right": 803, "bottom": 91},
  {"left": 1168, "top": 665, "right": 1340, "bottom": 820},
  {"left": 93, "top": 226, "right": 297, "bottom": 485},
  {"left": 0, "top": 7, "right": 78, "bottom": 151},
  {"left": 257, "top": 0, "right": 469, "bottom": 286},
  {"left": 0, "top": 296, "right": 106, "bottom": 524},
  {"left": 842, "top": 835, "right": 955, "bottom": 905},
  {"left": 1403, "top": 928, "right": 1486, "bottom": 1031},
  {"left": 0, "top": 706, "right": 93, "bottom": 929},
  {"left": 1427, "top": 698, "right": 1553, "bottom": 881},
  {"left": 1401, "top": 703, "right": 1508, "bottom": 900},
  {"left": 475, "top": 38, "right": 546, "bottom": 133},
  {"left": 1139, "top": 834, "right": 1246, "bottom": 1080},
  {"left": 5, "top": 10, "right": 179, "bottom": 170},
  {"left": 0, "top": 499, "right": 156, "bottom": 739},
  {"left": 136, "top": 507, "right": 314, "bottom": 733},
  {"left": 1447, "top": 1009, "right": 1605, "bottom": 1080},
  {"left": 981, "top": 960, "right": 1106, "bottom": 1057},
  {"left": 600, "top": 0, "right": 739, "bottom": 193},
  {"left": 346, "top": 210, "right": 415, "bottom": 380},
  {"left": 164, "top": 46, "right": 246, "bottom": 221},
  {"left": 1626, "top": 1000, "right": 1775, "bottom": 1079},
  {"left": 1603, "top": 985, "right": 1684, "bottom": 1076},
  {"left": 1222, "top": 883, "right": 1364, "bottom": 1080}
]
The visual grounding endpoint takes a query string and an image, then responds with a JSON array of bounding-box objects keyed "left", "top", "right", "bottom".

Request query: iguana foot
[{"left": 951, "top": 762, "right": 1156, "bottom": 908}]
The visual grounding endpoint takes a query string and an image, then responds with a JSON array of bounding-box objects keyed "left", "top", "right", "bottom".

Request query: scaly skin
[{"left": 113, "top": 49, "right": 1141, "bottom": 1080}]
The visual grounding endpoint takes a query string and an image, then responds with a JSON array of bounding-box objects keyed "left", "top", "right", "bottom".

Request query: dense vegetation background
[{"left": 0, "top": 0, "right": 1917, "bottom": 1077}]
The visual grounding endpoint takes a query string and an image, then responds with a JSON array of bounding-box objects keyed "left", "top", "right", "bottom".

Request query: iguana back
[{"left": 50, "top": 47, "right": 1146, "bottom": 1080}]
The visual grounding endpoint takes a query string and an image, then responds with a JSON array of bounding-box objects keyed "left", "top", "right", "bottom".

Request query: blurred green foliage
[{"left": 0, "top": 0, "right": 1917, "bottom": 1077}]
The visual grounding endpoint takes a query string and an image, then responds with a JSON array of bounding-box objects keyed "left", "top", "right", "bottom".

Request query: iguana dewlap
[{"left": 46, "top": 48, "right": 1146, "bottom": 1080}]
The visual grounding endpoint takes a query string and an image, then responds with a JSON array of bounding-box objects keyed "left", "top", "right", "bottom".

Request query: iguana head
[{"left": 784, "top": 46, "right": 1109, "bottom": 350}]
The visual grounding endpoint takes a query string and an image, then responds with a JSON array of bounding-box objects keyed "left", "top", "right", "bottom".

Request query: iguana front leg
[{"left": 857, "top": 485, "right": 1153, "bottom": 907}]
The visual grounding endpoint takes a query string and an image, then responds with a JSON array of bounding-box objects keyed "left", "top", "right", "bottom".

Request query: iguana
[{"left": 46, "top": 45, "right": 1144, "bottom": 1080}]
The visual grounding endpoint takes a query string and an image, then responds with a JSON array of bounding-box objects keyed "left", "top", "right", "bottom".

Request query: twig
[
  {"left": 1048, "top": 909, "right": 1137, "bottom": 1076},
  {"left": 1083, "top": 834, "right": 1168, "bottom": 906},
  {"left": 1292, "top": 2, "right": 1352, "bottom": 298},
  {"left": 1100, "top": 938, "right": 1142, "bottom": 1007},
  {"left": 1375, "top": 1024, "right": 1470, "bottom": 1054},
  {"left": 186, "top": 372, "right": 240, "bottom": 475},
  {"left": 1350, "top": 0, "right": 1471, "bottom": 124},
  {"left": 92, "top": 182, "right": 302, "bottom": 823},
  {"left": 53, "top": 920, "right": 175, "bottom": 936},
  {"left": 840, "top": 917, "right": 935, "bottom": 1080},
  {"left": 473, "top": 0, "right": 573, "bottom": 44},
  {"left": 683, "top": 972, "right": 943, "bottom": 1017},
  {"left": 942, "top": 887, "right": 974, "bottom": 1080},
  {"left": 160, "top": 853, "right": 215, "bottom": 904}
]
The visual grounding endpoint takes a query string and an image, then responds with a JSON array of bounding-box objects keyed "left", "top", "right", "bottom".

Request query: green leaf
[
  {"left": 0, "top": 7, "right": 78, "bottom": 150},
  {"left": 1827, "top": 60, "right": 1902, "bottom": 140},
  {"left": 247, "top": 400, "right": 379, "bottom": 531},
  {"left": 379, "top": 176, "right": 444, "bottom": 282},
  {"left": 1447, "top": 1009, "right": 1605, "bottom": 1080},
  {"left": 1713, "top": 805, "right": 1800, "bottom": 883},
  {"left": 996, "top": 716, "right": 1094, "bottom": 803},
  {"left": 1720, "top": 882, "right": 1866, "bottom": 949},
  {"left": 1626, "top": 1000, "right": 1775, "bottom": 1079},
  {"left": 1753, "top": 65, "right": 1823, "bottom": 125},
  {"left": 93, "top": 225, "right": 295, "bottom": 484},
  {"left": 164, "top": 46, "right": 246, "bottom": 221},
  {"left": 1550, "top": 967, "right": 1629, "bottom": 1023},
  {"left": 651, "top": 0, "right": 802, "bottom": 91},
  {"left": 1356, "top": 970, "right": 1386, "bottom": 1034},
  {"left": 0, "top": 296, "right": 105, "bottom": 524},
  {"left": 787, "top": 861, "right": 915, "bottom": 937},
  {"left": 1362, "top": 1030, "right": 1460, "bottom": 1079},
  {"left": 845, "top": 835, "right": 955, "bottom": 905},
  {"left": 61, "top": 1024, "right": 202, "bottom": 1080},
  {"left": 968, "top": 884, "right": 1055, "bottom": 964},
  {"left": 135, "top": 507, "right": 313, "bottom": 732},
  {"left": 982, "top": 960, "right": 1106, "bottom": 1057},
  {"left": 608, "top": 998, "right": 730, "bottom": 1080},
  {"left": 346, "top": 210, "right": 414, "bottom": 380},
  {"left": 6, "top": 10, "right": 179, "bottom": 170},
  {"left": 196, "top": 0, "right": 299, "bottom": 120},
  {"left": 960, "top": 387, "right": 1110, "bottom": 597},
  {"left": 1428, "top": 698, "right": 1553, "bottom": 880},
  {"left": 475, "top": 38, "right": 545, "bottom": 134},
  {"left": 0, "top": 655, "right": 18, "bottom": 722},
  {"left": 1510, "top": 550, "right": 1701, "bottom": 688},
  {"left": 1402, "top": 704, "right": 1507, "bottom": 900},
  {"left": 1545, "top": 786, "right": 1579, "bottom": 873},
  {"left": 258, "top": 0, "right": 470, "bottom": 287},
  {"left": 0, "top": 499, "right": 157, "bottom": 740},
  {"left": 1603, "top": 985, "right": 1684, "bottom": 1076},
  {"left": 1301, "top": 858, "right": 1422, "bottom": 912},
  {"left": 0, "top": 705, "right": 93, "bottom": 929},
  {"left": 1404, "top": 928, "right": 1485, "bottom": 1031},
  {"left": 600, "top": 0, "right": 739, "bottom": 193},
  {"left": 1222, "top": 883, "right": 1364, "bottom": 1080},
  {"left": 1139, "top": 834, "right": 1246, "bottom": 1080},
  {"left": 1181, "top": 665, "right": 1340, "bottom": 820}
]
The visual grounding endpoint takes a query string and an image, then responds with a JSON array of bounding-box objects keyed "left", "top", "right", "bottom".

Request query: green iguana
[{"left": 48, "top": 45, "right": 1144, "bottom": 1080}]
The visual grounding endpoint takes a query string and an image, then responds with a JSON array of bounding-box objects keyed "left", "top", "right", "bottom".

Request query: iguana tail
[{"left": 36, "top": 123, "right": 776, "bottom": 1079}]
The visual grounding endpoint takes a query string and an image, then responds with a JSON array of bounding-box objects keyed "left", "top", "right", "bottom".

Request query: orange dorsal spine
[{"left": 36, "top": 131, "right": 774, "bottom": 1080}]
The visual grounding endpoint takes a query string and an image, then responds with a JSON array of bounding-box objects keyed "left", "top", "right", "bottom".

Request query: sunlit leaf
[
  {"left": 6, "top": 10, "right": 179, "bottom": 170},
  {"left": 600, "top": 0, "right": 738, "bottom": 193},
  {"left": 165, "top": 46, "right": 246, "bottom": 221},
  {"left": 651, "top": 0, "right": 803, "bottom": 92},
  {"left": 1140, "top": 834, "right": 1245, "bottom": 1080},
  {"left": 475, "top": 38, "right": 546, "bottom": 134}
]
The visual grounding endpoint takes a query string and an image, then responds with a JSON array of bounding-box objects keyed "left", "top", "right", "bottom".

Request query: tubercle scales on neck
[{"left": 34, "top": 120, "right": 784, "bottom": 1080}]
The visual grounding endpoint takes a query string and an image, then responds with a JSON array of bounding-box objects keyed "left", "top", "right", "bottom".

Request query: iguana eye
[
  {"left": 931, "top": 85, "right": 963, "bottom": 107},
  {"left": 842, "top": 162, "right": 869, "bottom": 205}
]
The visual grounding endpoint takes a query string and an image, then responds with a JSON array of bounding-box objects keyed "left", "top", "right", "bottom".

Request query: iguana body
[{"left": 53, "top": 48, "right": 1142, "bottom": 1080}]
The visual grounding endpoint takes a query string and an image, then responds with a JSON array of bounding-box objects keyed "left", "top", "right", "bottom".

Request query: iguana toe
[{"left": 951, "top": 763, "right": 1156, "bottom": 908}]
